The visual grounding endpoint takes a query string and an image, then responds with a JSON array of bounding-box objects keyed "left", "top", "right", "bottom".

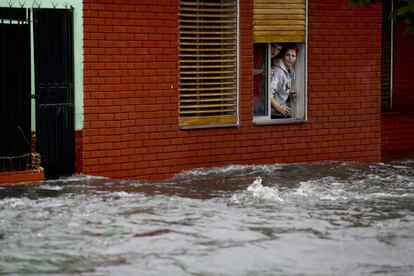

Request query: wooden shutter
[
  {"left": 179, "top": 0, "right": 238, "bottom": 127},
  {"left": 253, "top": 0, "right": 306, "bottom": 43}
]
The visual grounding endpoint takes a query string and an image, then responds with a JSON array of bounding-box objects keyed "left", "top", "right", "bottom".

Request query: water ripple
[{"left": 0, "top": 160, "right": 413, "bottom": 275}]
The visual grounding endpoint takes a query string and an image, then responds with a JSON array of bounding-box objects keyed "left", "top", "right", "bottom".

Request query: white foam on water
[
  {"left": 293, "top": 177, "right": 414, "bottom": 202},
  {"left": 293, "top": 177, "right": 350, "bottom": 201},
  {"left": 110, "top": 191, "right": 135, "bottom": 198},
  {"left": 179, "top": 164, "right": 248, "bottom": 177},
  {"left": 230, "top": 177, "right": 284, "bottom": 204},
  {"left": 230, "top": 172, "right": 414, "bottom": 207},
  {"left": 0, "top": 198, "right": 28, "bottom": 208},
  {"left": 246, "top": 177, "right": 284, "bottom": 201},
  {"left": 353, "top": 192, "right": 413, "bottom": 201},
  {"left": 177, "top": 163, "right": 283, "bottom": 177},
  {"left": 45, "top": 174, "right": 107, "bottom": 183},
  {"left": 38, "top": 184, "right": 64, "bottom": 191}
]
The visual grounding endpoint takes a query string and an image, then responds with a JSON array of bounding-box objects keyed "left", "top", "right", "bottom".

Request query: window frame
[
  {"left": 381, "top": 0, "right": 394, "bottom": 112},
  {"left": 252, "top": 0, "right": 308, "bottom": 125},
  {"left": 253, "top": 42, "right": 308, "bottom": 125}
]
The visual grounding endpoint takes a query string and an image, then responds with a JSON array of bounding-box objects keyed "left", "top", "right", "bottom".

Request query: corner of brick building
[{"left": 79, "top": 0, "right": 384, "bottom": 180}]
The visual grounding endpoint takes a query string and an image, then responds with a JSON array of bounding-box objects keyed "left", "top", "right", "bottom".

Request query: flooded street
[{"left": 1, "top": 161, "right": 414, "bottom": 275}]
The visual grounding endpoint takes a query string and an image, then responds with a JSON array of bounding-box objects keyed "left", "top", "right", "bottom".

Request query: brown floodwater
[{"left": 1, "top": 161, "right": 413, "bottom": 275}]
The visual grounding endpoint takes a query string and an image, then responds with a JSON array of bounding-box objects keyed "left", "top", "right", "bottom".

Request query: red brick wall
[
  {"left": 0, "top": 170, "right": 44, "bottom": 185},
  {"left": 81, "top": 0, "right": 382, "bottom": 180},
  {"left": 381, "top": 19, "right": 414, "bottom": 160},
  {"left": 75, "top": 130, "right": 83, "bottom": 173},
  {"left": 307, "top": 0, "right": 381, "bottom": 163}
]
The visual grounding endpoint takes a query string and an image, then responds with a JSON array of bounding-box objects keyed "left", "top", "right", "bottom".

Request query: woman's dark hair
[{"left": 279, "top": 43, "right": 299, "bottom": 58}]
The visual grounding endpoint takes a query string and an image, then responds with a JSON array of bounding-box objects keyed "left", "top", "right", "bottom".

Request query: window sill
[
  {"left": 180, "top": 123, "right": 239, "bottom": 130},
  {"left": 253, "top": 118, "right": 307, "bottom": 125}
]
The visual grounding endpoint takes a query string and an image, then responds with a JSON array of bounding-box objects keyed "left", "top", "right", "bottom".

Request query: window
[
  {"left": 253, "top": 0, "right": 307, "bottom": 123},
  {"left": 381, "top": 0, "right": 393, "bottom": 112},
  {"left": 178, "top": 0, "right": 238, "bottom": 128}
]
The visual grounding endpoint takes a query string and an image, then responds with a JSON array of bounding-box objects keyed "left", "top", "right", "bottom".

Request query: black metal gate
[
  {"left": 34, "top": 9, "right": 75, "bottom": 178},
  {"left": 0, "top": 8, "right": 31, "bottom": 172}
]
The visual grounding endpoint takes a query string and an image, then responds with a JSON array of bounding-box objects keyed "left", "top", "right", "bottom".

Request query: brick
[
  {"left": 77, "top": 0, "right": 391, "bottom": 181},
  {"left": 0, "top": 170, "right": 44, "bottom": 186}
]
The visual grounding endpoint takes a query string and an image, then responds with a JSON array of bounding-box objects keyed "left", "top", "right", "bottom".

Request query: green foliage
[{"left": 350, "top": 0, "right": 414, "bottom": 35}]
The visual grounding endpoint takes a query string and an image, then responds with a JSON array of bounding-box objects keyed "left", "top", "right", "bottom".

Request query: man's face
[{"left": 271, "top": 44, "right": 282, "bottom": 58}]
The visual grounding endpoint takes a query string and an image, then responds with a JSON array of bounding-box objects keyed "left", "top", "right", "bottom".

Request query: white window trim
[{"left": 253, "top": 42, "right": 308, "bottom": 125}]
